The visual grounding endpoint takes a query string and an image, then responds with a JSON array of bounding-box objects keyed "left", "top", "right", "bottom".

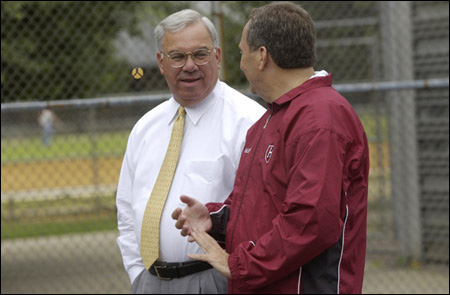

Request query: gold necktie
[{"left": 141, "top": 105, "right": 186, "bottom": 270}]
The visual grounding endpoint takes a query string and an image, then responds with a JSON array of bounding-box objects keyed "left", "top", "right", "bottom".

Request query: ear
[
  {"left": 258, "top": 46, "right": 269, "bottom": 70},
  {"left": 157, "top": 51, "right": 165, "bottom": 75},
  {"left": 214, "top": 47, "right": 222, "bottom": 69}
]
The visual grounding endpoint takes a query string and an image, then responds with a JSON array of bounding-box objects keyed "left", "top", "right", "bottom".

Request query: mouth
[{"left": 179, "top": 77, "right": 202, "bottom": 86}]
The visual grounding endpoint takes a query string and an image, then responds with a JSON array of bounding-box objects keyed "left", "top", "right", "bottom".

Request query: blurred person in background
[
  {"left": 37, "top": 109, "right": 62, "bottom": 147},
  {"left": 172, "top": 2, "right": 369, "bottom": 294},
  {"left": 115, "top": 9, "right": 265, "bottom": 294}
]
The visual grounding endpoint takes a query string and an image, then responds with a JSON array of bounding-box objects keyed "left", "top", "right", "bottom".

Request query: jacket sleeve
[
  {"left": 206, "top": 195, "right": 233, "bottom": 245},
  {"left": 228, "top": 128, "right": 349, "bottom": 290}
]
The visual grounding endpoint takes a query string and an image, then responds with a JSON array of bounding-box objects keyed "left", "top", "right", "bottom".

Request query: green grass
[
  {"left": 1, "top": 131, "right": 129, "bottom": 163},
  {"left": 1, "top": 214, "right": 118, "bottom": 239},
  {"left": 1, "top": 195, "right": 118, "bottom": 240}
]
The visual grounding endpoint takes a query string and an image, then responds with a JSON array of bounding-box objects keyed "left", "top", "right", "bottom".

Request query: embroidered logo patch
[{"left": 265, "top": 145, "right": 274, "bottom": 163}]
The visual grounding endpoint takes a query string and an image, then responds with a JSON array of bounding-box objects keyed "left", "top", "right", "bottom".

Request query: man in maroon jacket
[{"left": 172, "top": 2, "right": 369, "bottom": 294}]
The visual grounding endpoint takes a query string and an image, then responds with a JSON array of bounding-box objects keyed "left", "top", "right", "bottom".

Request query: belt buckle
[{"left": 154, "top": 265, "right": 172, "bottom": 281}]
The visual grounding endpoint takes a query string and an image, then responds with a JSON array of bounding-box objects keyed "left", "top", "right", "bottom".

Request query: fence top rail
[
  {"left": 2, "top": 78, "right": 449, "bottom": 113},
  {"left": 1, "top": 93, "right": 170, "bottom": 113},
  {"left": 334, "top": 77, "right": 449, "bottom": 93}
]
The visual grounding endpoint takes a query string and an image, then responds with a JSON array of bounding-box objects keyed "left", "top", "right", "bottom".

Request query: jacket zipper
[
  {"left": 264, "top": 104, "right": 273, "bottom": 129},
  {"left": 263, "top": 113, "right": 272, "bottom": 129}
]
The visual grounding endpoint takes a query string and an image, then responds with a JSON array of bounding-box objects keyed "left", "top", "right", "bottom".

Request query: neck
[{"left": 261, "top": 67, "right": 315, "bottom": 103}]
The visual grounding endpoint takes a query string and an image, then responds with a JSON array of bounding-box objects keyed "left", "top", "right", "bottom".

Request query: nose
[{"left": 182, "top": 53, "right": 198, "bottom": 71}]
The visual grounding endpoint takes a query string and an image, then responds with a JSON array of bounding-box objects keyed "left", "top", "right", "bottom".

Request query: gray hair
[{"left": 154, "top": 9, "right": 218, "bottom": 52}]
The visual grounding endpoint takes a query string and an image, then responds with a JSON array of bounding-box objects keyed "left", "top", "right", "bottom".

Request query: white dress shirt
[{"left": 116, "top": 80, "right": 266, "bottom": 283}]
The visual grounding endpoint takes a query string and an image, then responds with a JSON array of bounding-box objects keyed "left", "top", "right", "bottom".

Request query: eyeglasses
[{"left": 163, "top": 48, "right": 215, "bottom": 68}]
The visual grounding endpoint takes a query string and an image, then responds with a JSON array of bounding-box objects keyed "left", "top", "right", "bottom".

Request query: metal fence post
[
  {"left": 88, "top": 107, "right": 100, "bottom": 208},
  {"left": 381, "top": 1, "right": 422, "bottom": 261}
]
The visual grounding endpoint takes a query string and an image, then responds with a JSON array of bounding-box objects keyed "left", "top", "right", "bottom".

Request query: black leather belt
[{"left": 149, "top": 261, "right": 213, "bottom": 280}]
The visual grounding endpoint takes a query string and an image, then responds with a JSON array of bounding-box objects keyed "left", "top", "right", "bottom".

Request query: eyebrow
[{"left": 167, "top": 46, "right": 210, "bottom": 55}]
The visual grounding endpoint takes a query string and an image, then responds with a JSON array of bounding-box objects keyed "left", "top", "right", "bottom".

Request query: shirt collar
[{"left": 167, "top": 80, "right": 221, "bottom": 126}]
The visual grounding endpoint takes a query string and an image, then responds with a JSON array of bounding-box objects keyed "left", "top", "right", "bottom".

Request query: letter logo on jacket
[{"left": 265, "top": 145, "right": 274, "bottom": 164}]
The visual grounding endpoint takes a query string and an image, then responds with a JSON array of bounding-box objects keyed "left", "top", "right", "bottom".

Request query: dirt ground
[
  {"left": 1, "top": 231, "right": 448, "bottom": 294},
  {"left": 1, "top": 157, "right": 123, "bottom": 192}
]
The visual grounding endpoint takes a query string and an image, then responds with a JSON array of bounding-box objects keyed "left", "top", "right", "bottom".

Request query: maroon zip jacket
[{"left": 206, "top": 74, "right": 369, "bottom": 294}]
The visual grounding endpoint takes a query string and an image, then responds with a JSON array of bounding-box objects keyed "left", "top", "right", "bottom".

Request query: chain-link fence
[{"left": 1, "top": 1, "right": 449, "bottom": 294}]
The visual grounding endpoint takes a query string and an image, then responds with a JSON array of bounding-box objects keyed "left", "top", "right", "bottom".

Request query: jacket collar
[{"left": 269, "top": 73, "right": 332, "bottom": 111}]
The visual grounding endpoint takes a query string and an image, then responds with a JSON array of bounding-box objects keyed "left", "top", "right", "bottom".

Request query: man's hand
[
  {"left": 188, "top": 229, "right": 231, "bottom": 278},
  {"left": 171, "top": 195, "right": 212, "bottom": 242}
]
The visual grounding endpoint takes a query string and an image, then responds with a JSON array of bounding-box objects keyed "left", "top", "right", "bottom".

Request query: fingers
[
  {"left": 175, "top": 196, "right": 208, "bottom": 242},
  {"left": 172, "top": 208, "right": 186, "bottom": 233},
  {"left": 181, "top": 222, "right": 190, "bottom": 237},
  {"left": 172, "top": 195, "right": 198, "bottom": 222},
  {"left": 191, "top": 230, "right": 206, "bottom": 245},
  {"left": 180, "top": 195, "right": 198, "bottom": 207},
  {"left": 187, "top": 231, "right": 212, "bottom": 261},
  {"left": 188, "top": 229, "right": 232, "bottom": 279},
  {"left": 191, "top": 229, "right": 216, "bottom": 251},
  {"left": 187, "top": 253, "right": 207, "bottom": 261},
  {"left": 171, "top": 208, "right": 182, "bottom": 220},
  {"left": 175, "top": 214, "right": 186, "bottom": 230}
]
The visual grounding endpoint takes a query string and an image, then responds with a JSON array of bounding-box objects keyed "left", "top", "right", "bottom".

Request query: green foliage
[
  {"left": 220, "top": 1, "right": 272, "bottom": 86},
  {"left": 1, "top": 1, "right": 382, "bottom": 102},
  {"left": 1, "top": 1, "right": 140, "bottom": 102}
]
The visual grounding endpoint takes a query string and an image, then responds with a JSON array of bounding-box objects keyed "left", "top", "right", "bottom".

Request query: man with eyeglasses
[{"left": 116, "top": 9, "right": 265, "bottom": 294}]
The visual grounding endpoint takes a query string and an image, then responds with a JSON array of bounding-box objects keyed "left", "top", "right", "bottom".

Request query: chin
[{"left": 175, "top": 93, "right": 206, "bottom": 107}]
